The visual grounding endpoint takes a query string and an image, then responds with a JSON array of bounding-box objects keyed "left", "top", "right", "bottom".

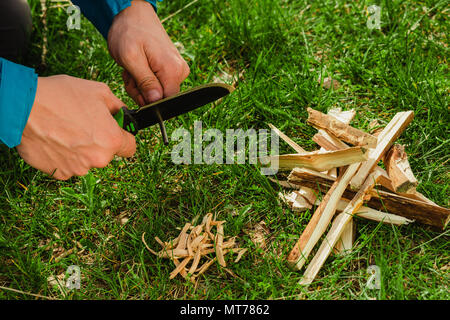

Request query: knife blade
[{"left": 113, "top": 83, "right": 234, "bottom": 144}]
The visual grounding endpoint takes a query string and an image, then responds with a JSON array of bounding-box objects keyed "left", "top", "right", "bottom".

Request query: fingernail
[
  {"left": 137, "top": 95, "right": 145, "bottom": 107},
  {"left": 146, "top": 89, "right": 162, "bottom": 103}
]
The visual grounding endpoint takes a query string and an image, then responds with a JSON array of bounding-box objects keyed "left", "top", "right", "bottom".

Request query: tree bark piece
[
  {"left": 289, "top": 168, "right": 450, "bottom": 230},
  {"left": 287, "top": 162, "right": 361, "bottom": 270},
  {"left": 384, "top": 144, "right": 418, "bottom": 193},
  {"left": 299, "top": 172, "right": 381, "bottom": 285},
  {"left": 266, "top": 146, "right": 368, "bottom": 172},
  {"left": 307, "top": 108, "right": 377, "bottom": 148},
  {"left": 349, "top": 111, "right": 414, "bottom": 190}
]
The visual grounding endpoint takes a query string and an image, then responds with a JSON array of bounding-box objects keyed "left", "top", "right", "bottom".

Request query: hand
[
  {"left": 107, "top": 0, "right": 190, "bottom": 106},
  {"left": 16, "top": 75, "right": 136, "bottom": 180}
]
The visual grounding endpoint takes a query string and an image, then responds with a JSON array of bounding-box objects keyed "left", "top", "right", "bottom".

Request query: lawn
[{"left": 0, "top": 0, "right": 448, "bottom": 300}]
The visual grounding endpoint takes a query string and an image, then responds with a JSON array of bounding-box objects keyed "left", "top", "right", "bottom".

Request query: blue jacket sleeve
[
  {"left": 0, "top": 58, "right": 38, "bottom": 148},
  {"left": 72, "top": 0, "right": 160, "bottom": 39},
  {"left": 0, "top": 1, "right": 161, "bottom": 148}
]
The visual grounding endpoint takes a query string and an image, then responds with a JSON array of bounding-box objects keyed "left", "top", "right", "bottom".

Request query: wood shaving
[{"left": 142, "top": 213, "right": 246, "bottom": 282}]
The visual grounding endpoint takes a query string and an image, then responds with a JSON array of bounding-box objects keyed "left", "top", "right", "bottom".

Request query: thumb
[
  {"left": 115, "top": 129, "right": 137, "bottom": 158},
  {"left": 124, "top": 53, "right": 164, "bottom": 104}
]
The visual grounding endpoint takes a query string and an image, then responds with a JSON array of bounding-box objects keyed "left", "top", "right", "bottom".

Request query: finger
[
  {"left": 123, "top": 70, "right": 146, "bottom": 107},
  {"left": 149, "top": 48, "right": 190, "bottom": 97},
  {"left": 104, "top": 88, "right": 127, "bottom": 114},
  {"left": 115, "top": 129, "right": 137, "bottom": 158},
  {"left": 122, "top": 48, "right": 164, "bottom": 103}
]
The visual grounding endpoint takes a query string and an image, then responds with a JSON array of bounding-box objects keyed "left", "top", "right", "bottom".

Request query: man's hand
[
  {"left": 107, "top": 0, "right": 190, "bottom": 106},
  {"left": 16, "top": 76, "right": 136, "bottom": 180}
]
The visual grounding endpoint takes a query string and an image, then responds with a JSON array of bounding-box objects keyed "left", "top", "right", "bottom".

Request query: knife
[{"left": 113, "top": 83, "right": 234, "bottom": 145}]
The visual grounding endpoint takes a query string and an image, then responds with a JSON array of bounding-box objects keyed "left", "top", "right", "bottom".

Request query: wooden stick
[
  {"left": 313, "top": 130, "right": 350, "bottom": 151},
  {"left": 384, "top": 144, "right": 418, "bottom": 193},
  {"left": 268, "top": 124, "right": 318, "bottom": 203},
  {"left": 307, "top": 108, "right": 377, "bottom": 148},
  {"left": 287, "top": 162, "right": 361, "bottom": 270},
  {"left": 311, "top": 126, "right": 354, "bottom": 254},
  {"left": 299, "top": 172, "right": 381, "bottom": 285},
  {"left": 296, "top": 188, "right": 317, "bottom": 205},
  {"left": 265, "top": 146, "right": 368, "bottom": 172},
  {"left": 334, "top": 198, "right": 414, "bottom": 225},
  {"left": 334, "top": 219, "right": 355, "bottom": 254},
  {"left": 289, "top": 168, "right": 450, "bottom": 229},
  {"left": 311, "top": 112, "right": 357, "bottom": 254},
  {"left": 350, "top": 111, "right": 414, "bottom": 190},
  {"left": 370, "top": 167, "right": 435, "bottom": 206},
  {"left": 268, "top": 123, "right": 308, "bottom": 154},
  {"left": 314, "top": 108, "right": 354, "bottom": 152},
  {"left": 313, "top": 133, "right": 345, "bottom": 151},
  {"left": 321, "top": 108, "right": 355, "bottom": 179},
  {"left": 307, "top": 189, "right": 415, "bottom": 225}
]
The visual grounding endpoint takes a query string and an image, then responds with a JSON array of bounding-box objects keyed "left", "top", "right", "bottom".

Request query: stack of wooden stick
[{"left": 268, "top": 107, "right": 450, "bottom": 286}]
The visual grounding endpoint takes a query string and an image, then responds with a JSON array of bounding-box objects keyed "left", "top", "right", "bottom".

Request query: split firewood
[
  {"left": 287, "top": 162, "right": 362, "bottom": 270},
  {"left": 384, "top": 144, "right": 418, "bottom": 194},
  {"left": 264, "top": 146, "right": 368, "bottom": 172},
  {"left": 283, "top": 164, "right": 415, "bottom": 226},
  {"left": 312, "top": 110, "right": 355, "bottom": 255},
  {"left": 279, "top": 192, "right": 312, "bottom": 212},
  {"left": 281, "top": 186, "right": 413, "bottom": 225},
  {"left": 142, "top": 214, "right": 246, "bottom": 282},
  {"left": 307, "top": 108, "right": 377, "bottom": 148},
  {"left": 350, "top": 111, "right": 414, "bottom": 190},
  {"left": 310, "top": 109, "right": 357, "bottom": 254},
  {"left": 370, "top": 166, "right": 436, "bottom": 206},
  {"left": 288, "top": 168, "right": 450, "bottom": 230},
  {"left": 334, "top": 198, "right": 414, "bottom": 225},
  {"left": 299, "top": 171, "right": 382, "bottom": 285},
  {"left": 313, "top": 108, "right": 355, "bottom": 153},
  {"left": 313, "top": 133, "right": 348, "bottom": 151},
  {"left": 265, "top": 106, "right": 446, "bottom": 282},
  {"left": 327, "top": 108, "right": 356, "bottom": 124},
  {"left": 310, "top": 126, "right": 405, "bottom": 197},
  {"left": 333, "top": 219, "right": 355, "bottom": 255},
  {"left": 320, "top": 108, "right": 356, "bottom": 178}
]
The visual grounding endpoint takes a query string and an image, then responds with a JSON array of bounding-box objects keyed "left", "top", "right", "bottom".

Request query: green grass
[{"left": 0, "top": 0, "right": 448, "bottom": 300}]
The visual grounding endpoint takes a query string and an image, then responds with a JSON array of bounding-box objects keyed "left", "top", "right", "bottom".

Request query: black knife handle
[{"left": 113, "top": 107, "right": 139, "bottom": 135}]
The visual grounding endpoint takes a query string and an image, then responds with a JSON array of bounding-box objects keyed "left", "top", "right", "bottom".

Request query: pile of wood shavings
[{"left": 142, "top": 213, "right": 247, "bottom": 282}]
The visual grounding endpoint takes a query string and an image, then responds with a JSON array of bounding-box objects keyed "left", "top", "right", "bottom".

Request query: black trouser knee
[{"left": 0, "top": 0, "right": 32, "bottom": 63}]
